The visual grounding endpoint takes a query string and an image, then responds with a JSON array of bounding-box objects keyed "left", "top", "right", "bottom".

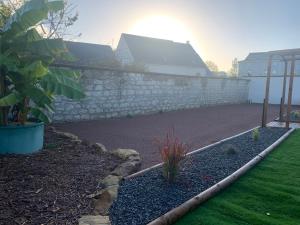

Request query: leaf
[
  {"left": 30, "top": 107, "right": 50, "bottom": 123},
  {"left": 2, "top": 0, "right": 64, "bottom": 38},
  {"left": 13, "top": 28, "right": 42, "bottom": 43},
  {"left": 26, "top": 86, "right": 54, "bottom": 110},
  {"left": 0, "top": 92, "right": 22, "bottom": 106},
  {"left": 49, "top": 67, "right": 81, "bottom": 79},
  {"left": 20, "top": 61, "right": 48, "bottom": 79},
  {"left": 0, "top": 52, "right": 19, "bottom": 72},
  {"left": 41, "top": 70, "right": 85, "bottom": 99},
  {"left": 26, "top": 38, "right": 71, "bottom": 61},
  {"left": 47, "top": 0, "right": 65, "bottom": 12}
]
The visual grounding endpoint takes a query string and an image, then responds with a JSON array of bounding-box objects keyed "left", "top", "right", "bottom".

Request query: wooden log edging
[
  {"left": 125, "top": 126, "right": 260, "bottom": 180},
  {"left": 147, "top": 128, "right": 295, "bottom": 225}
]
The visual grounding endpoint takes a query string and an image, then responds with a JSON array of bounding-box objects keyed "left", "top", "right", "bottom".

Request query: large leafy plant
[{"left": 0, "top": 0, "right": 84, "bottom": 125}]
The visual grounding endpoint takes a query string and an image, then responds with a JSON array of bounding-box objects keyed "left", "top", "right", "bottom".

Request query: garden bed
[
  {"left": 110, "top": 127, "right": 288, "bottom": 225},
  {"left": 0, "top": 127, "right": 122, "bottom": 225}
]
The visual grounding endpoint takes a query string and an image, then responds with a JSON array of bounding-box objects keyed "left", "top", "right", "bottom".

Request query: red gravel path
[{"left": 54, "top": 104, "right": 280, "bottom": 169}]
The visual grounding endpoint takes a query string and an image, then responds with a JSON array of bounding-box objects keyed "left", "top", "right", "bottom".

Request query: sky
[{"left": 68, "top": 0, "right": 300, "bottom": 71}]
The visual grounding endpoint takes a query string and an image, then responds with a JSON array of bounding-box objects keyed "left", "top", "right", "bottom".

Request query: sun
[{"left": 129, "top": 15, "right": 193, "bottom": 43}]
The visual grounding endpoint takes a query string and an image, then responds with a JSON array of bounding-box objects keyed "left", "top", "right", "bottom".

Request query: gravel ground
[
  {"left": 0, "top": 127, "right": 122, "bottom": 225},
  {"left": 110, "top": 127, "right": 288, "bottom": 225},
  {"left": 54, "top": 104, "right": 281, "bottom": 169}
]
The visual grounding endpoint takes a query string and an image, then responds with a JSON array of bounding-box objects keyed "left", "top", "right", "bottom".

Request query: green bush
[
  {"left": 291, "top": 111, "right": 300, "bottom": 119},
  {"left": 252, "top": 128, "right": 260, "bottom": 141}
]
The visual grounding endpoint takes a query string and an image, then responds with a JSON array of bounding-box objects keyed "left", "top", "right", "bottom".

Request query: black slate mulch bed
[
  {"left": 110, "top": 127, "right": 288, "bottom": 225},
  {"left": 0, "top": 127, "right": 122, "bottom": 225}
]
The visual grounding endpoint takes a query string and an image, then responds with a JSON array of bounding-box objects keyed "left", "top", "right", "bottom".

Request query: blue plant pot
[{"left": 0, "top": 122, "right": 44, "bottom": 154}]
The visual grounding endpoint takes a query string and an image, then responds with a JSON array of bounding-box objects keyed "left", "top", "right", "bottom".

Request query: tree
[
  {"left": 205, "top": 60, "right": 219, "bottom": 73},
  {"left": 0, "top": 0, "right": 85, "bottom": 125},
  {"left": 228, "top": 58, "right": 238, "bottom": 77},
  {"left": 0, "top": 0, "right": 79, "bottom": 39}
]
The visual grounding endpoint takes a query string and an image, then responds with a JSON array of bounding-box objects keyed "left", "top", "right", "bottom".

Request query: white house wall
[
  {"left": 247, "top": 76, "right": 300, "bottom": 105},
  {"left": 146, "top": 64, "right": 207, "bottom": 76},
  {"left": 115, "top": 36, "right": 134, "bottom": 65},
  {"left": 239, "top": 56, "right": 300, "bottom": 105},
  {"left": 238, "top": 59, "right": 300, "bottom": 76}
]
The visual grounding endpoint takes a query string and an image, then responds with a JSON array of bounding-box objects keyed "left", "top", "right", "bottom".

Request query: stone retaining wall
[{"left": 53, "top": 67, "right": 250, "bottom": 121}]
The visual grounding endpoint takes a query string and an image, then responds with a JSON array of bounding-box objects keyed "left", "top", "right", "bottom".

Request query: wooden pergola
[{"left": 262, "top": 48, "right": 300, "bottom": 128}]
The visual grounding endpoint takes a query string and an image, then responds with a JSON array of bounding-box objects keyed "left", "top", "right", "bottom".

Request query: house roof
[
  {"left": 62, "top": 41, "right": 116, "bottom": 66},
  {"left": 245, "top": 52, "right": 270, "bottom": 61},
  {"left": 121, "top": 33, "right": 209, "bottom": 69},
  {"left": 244, "top": 48, "right": 300, "bottom": 62}
]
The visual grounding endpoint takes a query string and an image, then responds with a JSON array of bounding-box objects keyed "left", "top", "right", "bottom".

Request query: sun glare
[{"left": 129, "top": 16, "right": 193, "bottom": 43}]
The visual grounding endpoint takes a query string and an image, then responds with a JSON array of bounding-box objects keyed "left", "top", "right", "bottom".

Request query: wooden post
[
  {"left": 261, "top": 99, "right": 266, "bottom": 127},
  {"left": 280, "top": 60, "right": 288, "bottom": 121},
  {"left": 262, "top": 55, "right": 273, "bottom": 127},
  {"left": 286, "top": 55, "right": 295, "bottom": 128}
]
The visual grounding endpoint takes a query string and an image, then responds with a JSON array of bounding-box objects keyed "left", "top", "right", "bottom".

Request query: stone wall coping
[{"left": 53, "top": 63, "right": 250, "bottom": 81}]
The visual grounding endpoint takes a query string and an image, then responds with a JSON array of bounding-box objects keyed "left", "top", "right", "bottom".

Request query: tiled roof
[
  {"left": 122, "top": 33, "right": 209, "bottom": 69},
  {"left": 62, "top": 41, "right": 116, "bottom": 66}
]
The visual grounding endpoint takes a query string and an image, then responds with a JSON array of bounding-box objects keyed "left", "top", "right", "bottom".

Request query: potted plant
[{"left": 0, "top": 0, "right": 85, "bottom": 153}]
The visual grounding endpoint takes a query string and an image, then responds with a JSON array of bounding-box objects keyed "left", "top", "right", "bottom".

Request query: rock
[
  {"left": 127, "top": 155, "right": 141, "bottom": 162},
  {"left": 93, "top": 186, "right": 119, "bottom": 215},
  {"left": 111, "top": 160, "right": 141, "bottom": 177},
  {"left": 87, "top": 175, "right": 121, "bottom": 215},
  {"left": 93, "top": 143, "right": 107, "bottom": 153},
  {"left": 47, "top": 126, "right": 56, "bottom": 132},
  {"left": 56, "top": 131, "right": 78, "bottom": 140},
  {"left": 79, "top": 215, "right": 111, "bottom": 225},
  {"left": 99, "top": 175, "right": 122, "bottom": 188},
  {"left": 111, "top": 148, "right": 139, "bottom": 160}
]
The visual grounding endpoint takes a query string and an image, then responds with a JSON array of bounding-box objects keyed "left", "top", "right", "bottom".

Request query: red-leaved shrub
[{"left": 156, "top": 131, "right": 188, "bottom": 182}]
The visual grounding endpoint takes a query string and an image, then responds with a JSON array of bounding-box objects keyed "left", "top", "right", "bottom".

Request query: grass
[{"left": 175, "top": 130, "right": 300, "bottom": 225}]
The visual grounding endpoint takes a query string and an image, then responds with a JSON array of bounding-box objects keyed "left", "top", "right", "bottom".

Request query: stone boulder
[
  {"left": 111, "top": 160, "right": 141, "bottom": 177},
  {"left": 93, "top": 186, "right": 119, "bottom": 215},
  {"left": 92, "top": 143, "right": 107, "bottom": 153},
  {"left": 99, "top": 175, "right": 122, "bottom": 188},
  {"left": 79, "top": 215, "right": 110, "bottom": 225},
  {"left": 55, "top": 131, "right": 79, "bottom": 140},
  {"left": 111, "top": 148, "right": 139, "bottom": 160}
]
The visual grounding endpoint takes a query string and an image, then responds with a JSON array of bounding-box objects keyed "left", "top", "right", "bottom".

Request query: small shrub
[
  {"left": 291, "top": 111, "right": 300, "bottom": 119},
  {"left": 222, "top": 144, "right": 238, "bottom": 155},
  {"left": 156, "top": 131, "right": 188, "bottom": 183},
  {"left": 252, "top": 128, "right": 260, "bottom": 141}
]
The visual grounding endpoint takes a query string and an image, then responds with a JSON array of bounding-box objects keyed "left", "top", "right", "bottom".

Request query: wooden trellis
[{"left": 262, "top": 49, "right": 300, "bottom": 128}]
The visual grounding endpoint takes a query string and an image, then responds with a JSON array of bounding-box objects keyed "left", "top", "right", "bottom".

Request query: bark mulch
[{"left": 0, "top": 127, "right": 122, "bottom": 225}]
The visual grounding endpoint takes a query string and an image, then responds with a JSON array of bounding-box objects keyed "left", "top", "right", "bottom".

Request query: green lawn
[{"left": 175, "top": 130, "right": 300, "bottom": 225}]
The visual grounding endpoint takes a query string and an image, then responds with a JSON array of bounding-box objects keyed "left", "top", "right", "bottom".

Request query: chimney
[{"left": 186, "top": 40, "right": 190, "bottom": 44}]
